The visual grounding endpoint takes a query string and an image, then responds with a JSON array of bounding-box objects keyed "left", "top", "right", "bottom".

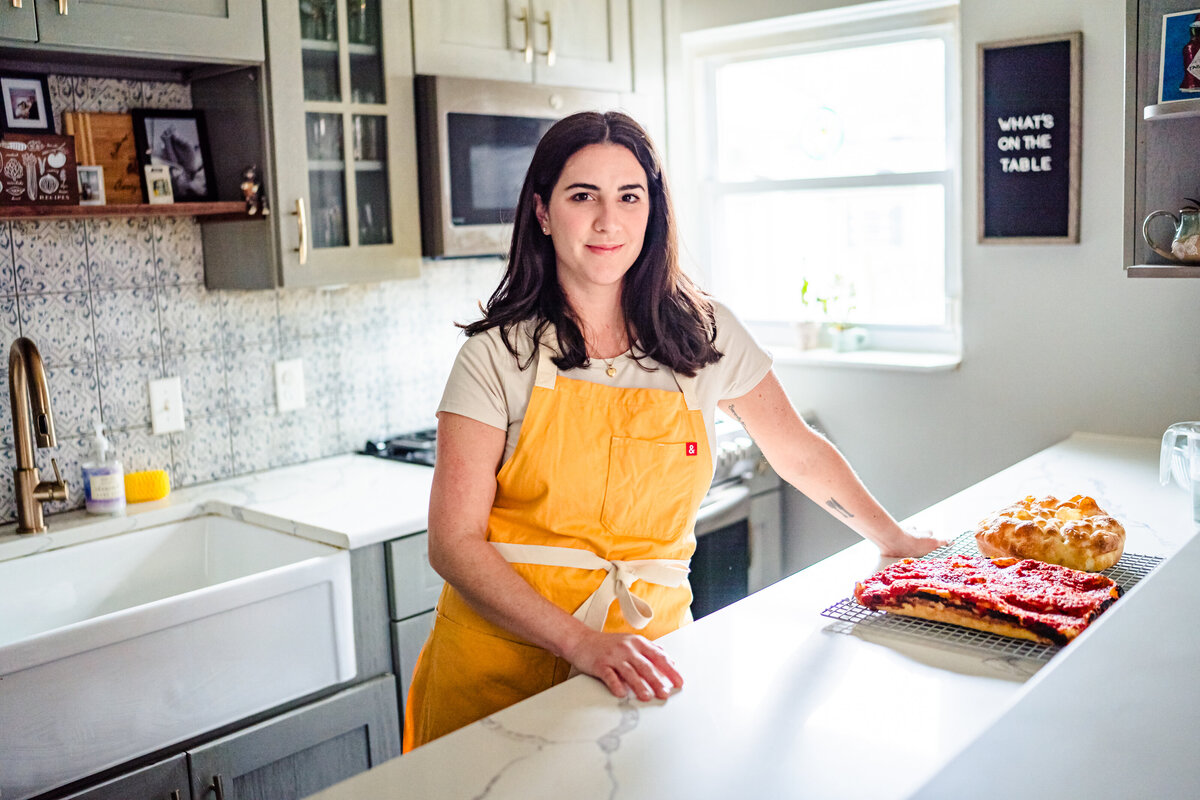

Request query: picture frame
[
  {"left": 131, "top": 108, "right": 216, "bottom": 202},
  {"left": 0, "top": 133, "right": 78, "bottom": 206},
  {"left": 977, "top": 32, "right": 1081, "bottom": 244},
  {"left": 1158, "top": 9, "right": 1200, "bottom": 104},
  {"left": 0, "top": 72, "right": 55, "bottom": 134},
  {"left": 77, "top": 165, "right": 105, "bottom": 206},
  {"left": 144, "top": 164, "right": 175, "bottom": 205}
]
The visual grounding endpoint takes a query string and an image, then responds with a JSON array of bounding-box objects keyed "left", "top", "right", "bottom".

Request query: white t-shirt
[{"left": 437, "top": 300, "right": 773, "bottom": 467}]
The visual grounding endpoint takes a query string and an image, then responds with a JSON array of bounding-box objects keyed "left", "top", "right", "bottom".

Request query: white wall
[{"left": 667, "top": 0, "right": 1200, "bottom": 568}]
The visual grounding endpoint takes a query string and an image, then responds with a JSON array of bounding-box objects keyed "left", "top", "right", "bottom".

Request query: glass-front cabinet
[{"left": 263, "top": 0, "right": 421, "bottom": 286}]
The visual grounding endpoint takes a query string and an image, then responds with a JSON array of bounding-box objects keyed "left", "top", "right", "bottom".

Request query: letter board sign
[{"left": 977, "top": 33, "right": 1081, "bottom": 243}]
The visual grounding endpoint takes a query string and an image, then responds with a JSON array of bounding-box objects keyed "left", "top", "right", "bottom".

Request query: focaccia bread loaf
[
  {"left": 973, "top": 494, "right": 1125, "bottom": 572},
  {"left": 854, "top": 555, "right": 1120, "bottom": 646}
]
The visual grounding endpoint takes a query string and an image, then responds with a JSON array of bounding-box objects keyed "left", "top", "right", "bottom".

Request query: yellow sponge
[{"left": 125, "top": 470, "right": 171, "bottom": 503}]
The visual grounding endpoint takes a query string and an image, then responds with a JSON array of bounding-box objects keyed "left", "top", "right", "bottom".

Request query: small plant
[{"left": 800, "top": 274, "right": 856, "bottom": 329}]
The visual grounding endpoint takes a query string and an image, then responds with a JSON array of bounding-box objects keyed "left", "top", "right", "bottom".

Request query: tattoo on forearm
[
  {"left": 826, "top": 498, "right": 854, "bottom": 519},
  {"left": 727, "top": 403, "right": 751, "bottom": 436}
]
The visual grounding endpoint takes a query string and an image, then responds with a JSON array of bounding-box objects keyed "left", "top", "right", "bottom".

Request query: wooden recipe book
[{"left": 63, "top": 111, "right": 142, "bottom": 204}]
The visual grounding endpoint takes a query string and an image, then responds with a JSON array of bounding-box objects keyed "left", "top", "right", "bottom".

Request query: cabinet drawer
[
  {"left": 391, "top": 610, "right": 435, "bottom": 722},
  {"left": 385, "top": 532, "right": 443, "bottom": 619}
]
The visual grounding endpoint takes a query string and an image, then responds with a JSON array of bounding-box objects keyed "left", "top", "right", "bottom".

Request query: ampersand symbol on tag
[{"left": 685, "top": 442, "right": 698, "bottom": 456}]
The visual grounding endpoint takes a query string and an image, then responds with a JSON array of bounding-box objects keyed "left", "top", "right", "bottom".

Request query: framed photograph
[
  {"left": 0, "top": 72, "right": 54, "bottom": 134},
  {"left": 131, "top": 108, "right": 216, "bottom": 202},
  {"left": 144, "top": 164, "right": 175, "bottom": 205},
  {"left": 77, "top": 165, "right": 105, "bottom": 206},
  {"left": 1158, "top": 9, "right": 1200, "bottom": 103},
  {"left": 977, "top": 32, "right": 1081, "bottom": 244}
]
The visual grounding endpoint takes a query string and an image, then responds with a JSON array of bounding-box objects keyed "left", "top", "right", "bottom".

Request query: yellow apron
[{"left": 404, "top": 340, "right": 713, "bottom": 750}]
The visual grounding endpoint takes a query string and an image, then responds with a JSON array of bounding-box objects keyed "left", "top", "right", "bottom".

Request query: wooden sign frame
[{"left": 977, "top": 32, "right": 1082, "bottom": 244}]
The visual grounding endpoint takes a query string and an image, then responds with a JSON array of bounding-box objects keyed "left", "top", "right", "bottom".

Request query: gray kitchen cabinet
[
  {"left": 0, "top": 2, "right": 38, "bottom": 43},
  {"left": 201, "top": 0, "right": 421, "bottom": 289},
  {"left": 0, "top": 0, "right": 263, "bottom": 63},
  {"left": 384, "top": 531, "right": 443, "bottom": 730},
  {"left": 1125, "top": 0, "right": 1200, "bottom": 277},
  {"left": 187, "top": 675, "right": 400, "bottom": 800},
  {"left": 55, "top": 756, "right": 188, "bottom": 800},
  {"left": 391, "top": 610, "right": 436, "bottom": 720},
  {"left": 411, "top": 0, "right": 633, "bottom": 92}
]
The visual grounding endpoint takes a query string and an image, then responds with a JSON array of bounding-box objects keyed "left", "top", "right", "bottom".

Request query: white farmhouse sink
[{"left": 0, "top": 514, "right": 356, "bottom": 800}]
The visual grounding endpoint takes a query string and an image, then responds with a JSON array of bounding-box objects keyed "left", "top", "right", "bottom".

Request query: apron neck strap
[
  {"left": 534, "top": 332, "right": 559, "bottom": 389},
  {"left": 674, "top": 371, "right": 701, "bottom": 412}
]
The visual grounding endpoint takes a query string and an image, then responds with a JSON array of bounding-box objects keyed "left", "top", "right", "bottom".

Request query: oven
[
  {"left": 690, "top": 417, "right": 783, "bottom": 618},
  {"left": 362, "top": 415, "right": 782, "bottom": 620}
]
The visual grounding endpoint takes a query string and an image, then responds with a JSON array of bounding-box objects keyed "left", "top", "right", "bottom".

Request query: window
[{"left": 681, "top": 0, "right": 961, "bottom": 357}]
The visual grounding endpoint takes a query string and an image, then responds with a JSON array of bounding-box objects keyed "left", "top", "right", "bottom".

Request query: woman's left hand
[{"left": 878, "top": 527, "right": 949, "bottom": 558}]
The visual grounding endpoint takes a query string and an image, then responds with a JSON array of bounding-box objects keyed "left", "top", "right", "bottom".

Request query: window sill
[{"left": 771, "top": 346, "right": 962, "bottom": 372}]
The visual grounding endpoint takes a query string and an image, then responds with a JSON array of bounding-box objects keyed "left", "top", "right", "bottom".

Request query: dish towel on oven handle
[{"left": 491, "top": 541, "right": 690, "bottom": 632}]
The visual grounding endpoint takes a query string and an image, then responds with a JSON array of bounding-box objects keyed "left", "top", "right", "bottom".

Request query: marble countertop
[
  {"left": 303, "top": 432, "right": 1199, "bottom": 800},
  {"left": 0, "top": 454, "right": 433, "bottom": 562}
]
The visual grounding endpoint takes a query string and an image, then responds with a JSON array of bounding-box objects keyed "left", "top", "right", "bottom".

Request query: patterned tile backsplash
[{"left": 0, "top": 74, "right": 505, "bottom": 523}]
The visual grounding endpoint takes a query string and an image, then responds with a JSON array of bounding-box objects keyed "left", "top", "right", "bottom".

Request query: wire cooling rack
[{"left": 819, "top": 532, "right": 1164, "bottom": 663}]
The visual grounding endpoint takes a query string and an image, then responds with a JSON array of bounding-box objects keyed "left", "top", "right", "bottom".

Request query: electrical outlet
[
  {"left": 275, "top": 359, "right": 306, "bottom": 413},
  {"left": 148, "top": 376, "right": 185, "bottom": 435}
]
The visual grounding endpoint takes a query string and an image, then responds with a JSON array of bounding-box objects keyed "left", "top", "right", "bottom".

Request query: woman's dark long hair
[{"left": 460, "top": 111, "right": 722, "bottom": 377}]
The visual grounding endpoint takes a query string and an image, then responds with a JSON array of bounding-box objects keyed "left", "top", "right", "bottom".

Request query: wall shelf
[
  {"left": 1124, "top": 0, "right": 1200, "bottom": 276},
  {"left": 1144, "top": 97, "right": 1200, "bottom": 120},
  {"left": 0, "top": 201, "right": 257, "bottom": 222},
  {"left": 1127, "top": 263, "right": 1200, "bottom": 277}
]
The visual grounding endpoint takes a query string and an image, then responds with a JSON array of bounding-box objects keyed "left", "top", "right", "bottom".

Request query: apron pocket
[{"left": 601, "top": 436, "right": 702, "bottom": 541}]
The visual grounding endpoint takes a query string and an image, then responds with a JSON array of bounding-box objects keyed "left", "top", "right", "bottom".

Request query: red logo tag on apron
[{"left": 685, "top": 442, "right": 698, "bottom": 456}]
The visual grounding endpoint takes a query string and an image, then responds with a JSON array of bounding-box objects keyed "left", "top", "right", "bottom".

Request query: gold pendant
[{"left": 606, "top": 365, "right": 616, "bottom": 377}]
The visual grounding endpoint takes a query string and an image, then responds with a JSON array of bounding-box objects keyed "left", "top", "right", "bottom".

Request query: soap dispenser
[{"left": 83, "top": 422, "right": 125, "bottom": 515}]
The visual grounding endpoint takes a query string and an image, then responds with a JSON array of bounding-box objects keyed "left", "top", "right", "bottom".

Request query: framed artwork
[
  {"left": 977, "top": 32, "right": 1081, "bottom": 244},
  {"left": 131, "top": 108, "right": 216, "bottom": 202},
  {"left": 0, "top": 72, "right": 54, "bottom": 134},
  {"left": 144, "top": 164, "right": 175, "bottom": 205},
  {"left": 78, "top": 165, "right": 106, "bottom": 206},
  {"left": 1158, "top": 9, "right": 1200, "bottom": 103},
  {"left": 0, "top": 133, "right": 78, "bottom": 206}
]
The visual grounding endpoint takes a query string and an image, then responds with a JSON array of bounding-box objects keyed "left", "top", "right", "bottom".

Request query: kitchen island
[{"left": 304, "top": 432, "right": 1199, "bottom": 800}]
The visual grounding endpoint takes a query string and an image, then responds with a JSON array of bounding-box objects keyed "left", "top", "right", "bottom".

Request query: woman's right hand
[{"left": 564, "top": 629, "right": 684, "bottom": 701}]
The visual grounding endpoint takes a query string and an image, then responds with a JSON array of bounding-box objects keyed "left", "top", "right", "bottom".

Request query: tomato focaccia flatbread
[
  {"left": 974, "top": 494, "right": 1125, "bottom": 572},
  {"left": 853, "top": 556, "right": 1120, "bottom": 646}
]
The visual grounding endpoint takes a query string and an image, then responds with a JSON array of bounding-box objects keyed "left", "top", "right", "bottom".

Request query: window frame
[{"left": 677, "top": 0, "right": 962, "bottom": 358}]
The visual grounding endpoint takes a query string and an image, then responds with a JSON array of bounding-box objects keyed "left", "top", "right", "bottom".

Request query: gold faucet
[{"left": 9, "top": 337, "right": 68, "bottom": 533}]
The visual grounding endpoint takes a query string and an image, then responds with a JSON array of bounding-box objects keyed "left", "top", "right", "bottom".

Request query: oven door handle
[{"left": 694, "top": 484, "right": 752, "bottom": 538}]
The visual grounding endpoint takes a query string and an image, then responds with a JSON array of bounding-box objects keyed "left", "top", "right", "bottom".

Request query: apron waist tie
[{"left": 491, "top": 541, "right": 690, "bottom": 632}]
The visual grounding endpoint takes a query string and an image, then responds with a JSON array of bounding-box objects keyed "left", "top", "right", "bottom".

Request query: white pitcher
[{"left": 1160, "top": 422, "right": 1200, "bottom": 523}]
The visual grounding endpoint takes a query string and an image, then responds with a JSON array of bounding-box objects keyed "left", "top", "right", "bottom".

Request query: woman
[{"left": 404, "top": 111, "right": 943, "bottom": 750}]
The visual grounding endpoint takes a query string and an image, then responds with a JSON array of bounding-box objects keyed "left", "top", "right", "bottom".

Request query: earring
[{"left": 542, "top": 226, "right": 550, "bottom": 235}]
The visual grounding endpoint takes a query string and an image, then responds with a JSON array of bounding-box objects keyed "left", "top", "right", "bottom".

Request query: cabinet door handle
[
  {"left": 539, "top": 11, "right": 555, "bottom": 66},
  {"left": 210, "top": 774, "right": 227, "bottom": 800},
  {"left": 293, "top": 197, "right": 308, "bottom": 265},
  {"left": 515, "top": 5, "right": 533, "bottom": 64},
  {"left": 169, "top": 791, "right": 182, "bottom": 800},
  {"left": 58, "top": 0, "right": 67, "bottom": 14},
  {"left": 12, "top": 2, "right": 23, "bottom": 11}
]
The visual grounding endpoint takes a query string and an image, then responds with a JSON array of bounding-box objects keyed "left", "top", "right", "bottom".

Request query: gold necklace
[{"left": 600, "top": 355, "right": 617, "bottom": 378}]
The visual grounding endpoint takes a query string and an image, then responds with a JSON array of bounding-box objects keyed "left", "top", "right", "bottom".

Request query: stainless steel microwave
[{"left": 414, "top": 75, "right": 620, "bottom": 258}]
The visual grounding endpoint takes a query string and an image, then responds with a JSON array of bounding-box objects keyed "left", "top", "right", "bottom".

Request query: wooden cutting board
[{"left": 63, "top": 111, "right": 142, "bottom": 204}]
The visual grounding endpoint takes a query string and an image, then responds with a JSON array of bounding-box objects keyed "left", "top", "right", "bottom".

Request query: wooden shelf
[
  {"left": 1126, "top": 263, "right": 1200, "bottom": 278},
  {"left": 0, "top": 201, "right": 258, "bottom": 222},
  {"left": 1144, "top": 97, "right": 1200, "bottom": 120}
]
